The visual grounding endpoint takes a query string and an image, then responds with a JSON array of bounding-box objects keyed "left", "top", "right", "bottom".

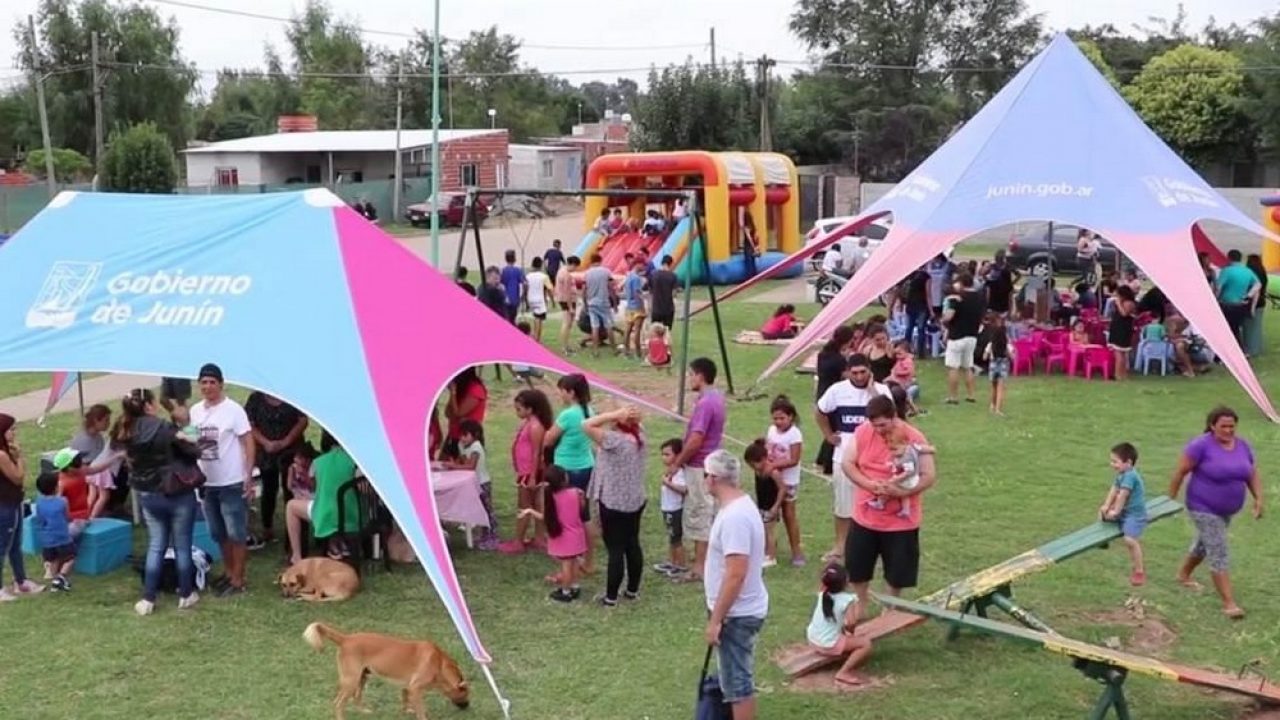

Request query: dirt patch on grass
[
  {"left": 1241, "top": 708, "right": 1280, "bottom": 719},
  {"left": 773, "top": 644, "right": 894, "bottom": 695},
  {"left": 1084, "top": 597, "right": 1180, "bottom": 657}
]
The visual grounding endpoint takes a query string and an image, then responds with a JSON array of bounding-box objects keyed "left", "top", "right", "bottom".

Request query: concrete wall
[
  {"left": 184, "top": 152, "right": 264, "bottom": 186},
  {"left": 856, "top": 182, "right": 1279, "bottom": 253},
  {"left": 509, "top": 147, "right": 584, "bottom": 191}
]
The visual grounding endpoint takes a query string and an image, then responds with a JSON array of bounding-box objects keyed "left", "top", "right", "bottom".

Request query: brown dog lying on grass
[
  {"left": 303, "top": 622, "right": 470, "bottom": 719},
  {"left": 279, "top": 558, "right": 360, "bottom": 602}
]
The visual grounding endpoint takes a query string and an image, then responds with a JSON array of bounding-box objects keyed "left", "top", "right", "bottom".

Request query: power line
[
  {"left": 98, "top": 60, "right": 659, "bottom": 80},
  {"left": 773, "top": 58, "right": 1280, "bottom": 76},
  {"left": 142, "top": 0, "right": 709, "bottom": 52}
]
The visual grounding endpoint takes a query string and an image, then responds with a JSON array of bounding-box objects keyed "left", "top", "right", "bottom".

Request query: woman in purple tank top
[{"left": 1168, "top": 406, "right": 1263, "bottom": 620}]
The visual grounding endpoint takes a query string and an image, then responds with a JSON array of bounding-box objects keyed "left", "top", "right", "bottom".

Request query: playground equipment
[
  {"left": 878, "top": 594, "right": 1280, "bottom": 720},
  {"left": 1263, "top": 194, "right": 1280, "bottom": 272},
  {"left": 576, "top": 151, "right": 802, "bottom": 284},
  {"left": 779, "top": 495, "right": 1183, "bottom": 678}
]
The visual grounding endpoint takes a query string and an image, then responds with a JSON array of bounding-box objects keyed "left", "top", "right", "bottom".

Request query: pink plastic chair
[
  {"left": 1083, "top": 345, "right": 1114, "bottom": 380},
  {"left": 1012, "top": 338, "right": 1037, "bottom": 375},
  {"left": 1066, "top": 343, "right": 1089, "bottom": 375},
  {"left": 1044, "top": 340, "right": 1070, "bottom": 373}
]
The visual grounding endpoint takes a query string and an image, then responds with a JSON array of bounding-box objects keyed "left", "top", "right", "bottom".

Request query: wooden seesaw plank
[
  {"left": 778, "top": 496, "right": 1183, "bottom": 678},
  {"left": 877, "top": 593, "right": 1280, "bottom": 705}
]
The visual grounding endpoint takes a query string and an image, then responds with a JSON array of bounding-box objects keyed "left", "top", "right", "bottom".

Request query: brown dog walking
[{"left": 303, "top": 622, "right": 470, "bottom": 719}]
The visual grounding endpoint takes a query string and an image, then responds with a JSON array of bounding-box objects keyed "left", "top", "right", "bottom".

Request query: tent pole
[
  {"left": 695, "top": 199, "right": 735, "bottom": 395},
  {"left": 454, "top": 190, "right": 475, "bottom": 277},
  {"left": 479, "top": 664, "right": 512, "bottom": 720},
  {"left": 675, "top": 194, "right": 697, "bottom": 415}
]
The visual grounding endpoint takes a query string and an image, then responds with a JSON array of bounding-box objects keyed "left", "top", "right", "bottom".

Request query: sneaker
[
  {"left": 791, "top": 554, "right": 808, "bottom": 568},
  {"left": 178, "top": 592, "right": 200, "bottom": 610},
  {"left": 134, "top": 599, "right": 155, "bottom": 616},
  {"left": 569, "top": 586, "right": 582, "bottom": 600},
  {"left": 549, "top": 588, "right": 577, "bottom": 603},
  {"left": 14, "top": 580, "right": 44, "bottom": 595},
  {"left": 762, "top": 557, "right": 778, "bottom": 569},
  {"left": 0, "top": 588, "right": 16, "bottom": 602},
  {"left": 594, "top": 593, "right": 618, "bottom": 607},
  {"left": 50, "top": 576, "right": 69, "bottom": 593},
  {"left": 211, "top": 575, "right": 231, "bottom": 591},
  {"left": 652, "top": 562, "right": 675, "bottom": 574},
  {"left": 1130, "top": 571, "right": 1146, "bottom": 587},
  {"left": 622, "top": 590, "right": 639, "bottom": 601},
  {"left": 217, "top": 584, "right": 246, "bottom": 599},
  {"left": 246, "top": 535, "right": 266, "bottom": 551}
]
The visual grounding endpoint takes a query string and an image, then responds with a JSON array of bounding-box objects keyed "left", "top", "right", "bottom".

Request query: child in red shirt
[
  {"left": 52, "top": 447, "right": 91, "bottom": 537},
  {"left": 646, "top": 322, "right": 672, "bottom": 372}
]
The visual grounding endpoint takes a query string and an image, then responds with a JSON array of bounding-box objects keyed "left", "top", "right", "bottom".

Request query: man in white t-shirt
[
  {"left": 190, "top": 363, "right": 255, "bottom": 597},
  {"left": 702, "top": 449, "right": 767, "bottom": 720},
  {"left": 821, "top": 243, "right": 849, "bottom": 278},
  {"left": 813, "top": 353, "right": 890, "bottom": 565},
  {"left": 524, "top": 256, "right": 552, "bottom": 343}
]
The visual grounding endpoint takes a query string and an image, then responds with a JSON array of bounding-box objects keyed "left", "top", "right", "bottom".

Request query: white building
[
  {"left": 182, "top": 129, "right": 509, "bottom": 189},
  {"left": 506, "top": 144, "right": 584, "bottom": 192}
]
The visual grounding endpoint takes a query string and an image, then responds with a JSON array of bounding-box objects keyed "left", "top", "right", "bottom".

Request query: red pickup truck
[{"left": 405, "top": 192, "right": 489, "bottom": 227}]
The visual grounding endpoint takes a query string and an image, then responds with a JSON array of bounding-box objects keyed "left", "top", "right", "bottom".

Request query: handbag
[
  {"left": 694, "top": 645, "right": 732, "bottom": 720},
  {"left": 161, "top": 431, "right": 205, "bottom": 495}
]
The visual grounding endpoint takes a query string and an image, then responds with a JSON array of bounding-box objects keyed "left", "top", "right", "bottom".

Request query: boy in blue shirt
[
  {"left": 33, "top": 471, "right": 76, "bottom": 591},
  {"left": 499, "top": 249, "right": 526, "bottom": 324},
  {"left": 1098, "top": 442, "right": 1146, "bottom": 587},
  {"left": 622, "top": 260, "right": 647, "bottom": 358}
]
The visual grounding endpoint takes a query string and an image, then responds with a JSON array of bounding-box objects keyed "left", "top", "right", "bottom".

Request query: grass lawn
[
  {"left": 0, "top": 372, "right": 60, "bottom": 400},
  {"left": 3, "top": 285, "right": 1280, "bottom": 719}
]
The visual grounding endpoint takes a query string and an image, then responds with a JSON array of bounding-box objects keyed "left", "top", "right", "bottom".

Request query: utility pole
[
  {"left": 428, "top": 0, "right": 443, "bottom": 267},
  {"left": 91, "top": 31, "right": 106, "bottom": 173},
  {"left": 392, "top": 52, "right": 405, "bottom": 223},
  {"left": 756, "top": 55, "right": 775, "bottom": 152},
  {"left": 709, "top": 27, "right": 716, "bottom": 69},
  {"left": 29, "top": 16, "right": 57, "bottom": 199}
]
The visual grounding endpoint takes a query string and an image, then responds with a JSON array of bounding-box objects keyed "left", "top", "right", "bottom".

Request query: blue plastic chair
[{"left": 1133, "top": 340, "right": 1171, "bottom": 376}]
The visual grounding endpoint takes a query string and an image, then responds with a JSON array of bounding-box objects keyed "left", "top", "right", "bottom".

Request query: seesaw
[
  {"left": 876, "top": 593, "right": 1280, "bottom": 719},
  {"left": 778, "top": 496, "right": 1183, "bottom": 678}
]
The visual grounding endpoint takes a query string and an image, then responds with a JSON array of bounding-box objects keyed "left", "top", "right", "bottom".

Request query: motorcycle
[{"left": 810, "top": 269, "right": 847, "bottom": 306}]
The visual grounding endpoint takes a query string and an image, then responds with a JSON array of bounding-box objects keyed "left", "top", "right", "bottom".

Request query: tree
[
  {"left": 447, "top": 27, "right": 573, "bottom": 140},
  {"left": 1124, "top": 44, "right": 1248, "bottom": 165},
  {"left": 631, "top": 60, "right": 761, "bottom": 152},
  {"left": 286, "top": 0, "right": 375, "bottom": 130},
  {"left": 23, "top": 148, "right": 92, "bottom": 181},
  {"left": 16, "top": 0, "right": 197, "bottom": 162},
  {"left": 101, "top": 122, "right": 177, "bottom": 193},
  {"left": 1237, "top": 13, "right": 1280, "bottom": 155},
  {"left": 1074, "top": 38, "right": 1121, "bottom": 89},
  {"left": 0, "top": 90, "right": 38, "bottom": 168}
]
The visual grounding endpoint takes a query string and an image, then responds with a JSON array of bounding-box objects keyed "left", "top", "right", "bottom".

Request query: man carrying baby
[{"left": 840, "top": 395, "right": 936, "bottom": 614}]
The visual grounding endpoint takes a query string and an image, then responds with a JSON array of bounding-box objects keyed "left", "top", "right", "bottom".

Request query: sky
[{"left": 1, "top": 0, "right": 1276, "bottom": 96}]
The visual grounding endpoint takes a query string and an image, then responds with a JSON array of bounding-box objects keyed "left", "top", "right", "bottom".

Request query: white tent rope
[{"left": 480, "top": 663, "right": 512, "bottom": 719}]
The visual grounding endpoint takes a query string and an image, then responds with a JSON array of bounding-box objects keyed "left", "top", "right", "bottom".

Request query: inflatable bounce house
[
  {"left": 575, "top": 151, "right": 802, "bottom": 284},
  {"left": 1263, "top": 194, "right": 1280, "bottom": 272}
]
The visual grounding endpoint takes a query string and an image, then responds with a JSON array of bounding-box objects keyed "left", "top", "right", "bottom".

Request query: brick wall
[{"left": 439, "top": 131, "right": 509, "bottom": 190}]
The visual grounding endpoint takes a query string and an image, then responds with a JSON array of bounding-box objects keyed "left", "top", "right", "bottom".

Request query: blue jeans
[
  {"left": 0, "top": 503, "right": 27, "bottom": 587},
  {"left": 717, "top": 615, "right": 765, "bottom": 703},
  {"left": 140, "top": 491, "right": 197, "bottom": 601},
  {"left": 202, "top": 484, "right": 248, "bottom": 545},
  {"left": 904, "top": 308, "right": 930, "bottom": 357}
]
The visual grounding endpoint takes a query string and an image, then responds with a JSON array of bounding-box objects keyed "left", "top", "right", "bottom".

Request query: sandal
[{"left": 1224, "top": 606, "right": 1246, "bottom": 620}]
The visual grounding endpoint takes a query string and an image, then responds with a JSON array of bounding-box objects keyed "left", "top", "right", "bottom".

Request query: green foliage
[
  {"left": 1074, "top": 38, "right": 1122, "bottom": 89},
  {"left": 1124, "top": 44, "right": 1248, "bottom": 164},
  {"left": 100, "top": 122, "right": 177, "bottom": 193},
  {"left": 23, "top": 147, "right": 92, "bottom": 181},
  {"left": 0, "top": 91, "right": 37, "bottom": 168},
  {"left": 631, "top": 61, "right": 762, "bottom": 152},
  {"left": 18, "top": 0, "right": 196, "bottom": 162},
  {"left": 1237, "top": 13, "right": 1280, "bottom": 154}
]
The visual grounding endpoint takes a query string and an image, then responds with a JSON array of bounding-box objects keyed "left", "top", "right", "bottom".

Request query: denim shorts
[
  {"left": 566, "top": 468, "right": 593, "bottom": 520},
  {"left": 586, "top": 304, "right": 612, "bottom": 331},
  {"left": 988, "top": 357, "right": 1011, "bottom": 381},
  {"left": 1121, "top": 513, "right": 1147, "bottom": 539},
  {"left": 662, "top": 509, "right": 683, "bottom": 546},
  {"left": 717, "top": 615, "right": 765, "bottom": 703},
  {"left": 202, "top": 483, "right": 248, "bottom": 545}
]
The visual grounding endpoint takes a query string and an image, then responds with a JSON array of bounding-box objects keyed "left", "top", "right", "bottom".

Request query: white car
[{"left": 804, "top": 216, "right": 892, "bottom": 272}]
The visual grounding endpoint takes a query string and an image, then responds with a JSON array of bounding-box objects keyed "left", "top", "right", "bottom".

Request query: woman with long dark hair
[
  {"left": 444, "top": 368, "right": 487, "bottom": 459},
  {"left": 582, "top": 406, "right": 648, "bottom": 606},
  {"left": 112, "top": 388, "right": 201, "bottom": 615},
  {"left": 0, "top": 413, "right": 42, "bottom": 600},
  {"left": 814, "top": 325, "right": 856, "bottom": 474},
  {"left": 1244, "top": 253, "right": 1268, "bottom": 357},
  {"left": 543, "top": 373, "right": 597, "bottom": 572}
]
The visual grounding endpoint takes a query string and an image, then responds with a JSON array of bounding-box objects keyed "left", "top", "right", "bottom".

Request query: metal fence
[{"left": 0, "top": 177, "right": 437, "bottom": 233}]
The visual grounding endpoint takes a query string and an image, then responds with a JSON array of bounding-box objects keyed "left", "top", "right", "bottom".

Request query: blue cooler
[
  {"left": 76, "top": 518, "right": 133, "bottom": 575},
  {"left": 191, "top": 520, "right": 222, "bottom": 562},
  {"left": 19, "top": 503, "right": 38, "bottom": 555}
]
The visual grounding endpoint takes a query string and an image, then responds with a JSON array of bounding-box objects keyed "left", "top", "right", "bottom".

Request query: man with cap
[{"left": 189, "top": 363, "right": 255, "bottom": 597}]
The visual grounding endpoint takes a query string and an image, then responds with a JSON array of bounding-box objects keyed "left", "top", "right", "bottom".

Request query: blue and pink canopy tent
[
  {"left": 0, "top": 188, "right": 673, "bottom": 714},
  {"left": 751, "top": 34, "right": 1280, "bottom": 419}
]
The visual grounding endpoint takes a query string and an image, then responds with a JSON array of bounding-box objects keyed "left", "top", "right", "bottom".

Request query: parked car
[
  {"left": 1006, "top": 224, "right": 1130, "bottom": 278},
  {"left": 405, "top": 192, "right": 489, "bottom": 227},
  {"left": 803, "top": 216, "right": 892, "bottom": 271}
]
